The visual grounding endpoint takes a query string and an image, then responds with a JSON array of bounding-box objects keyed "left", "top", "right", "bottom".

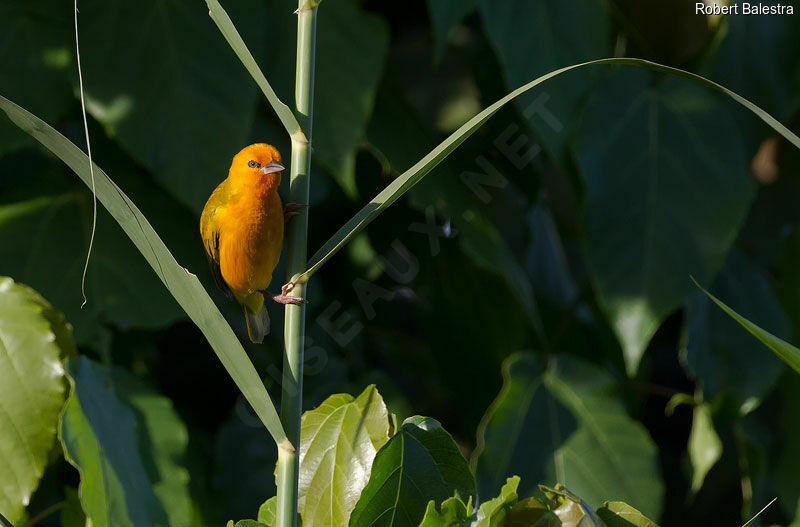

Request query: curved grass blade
[
  {"left": 693, "top": 277, "right": 800, "bottom": 375},
  {"left": 294, "top": 57, "right": 800, "bottom": 286},
  {"left": 0, "top": 95, "right": 290, "bottom": 450},
  {"left": 205, "top": 0, "right": 305, "bottom": 142}
]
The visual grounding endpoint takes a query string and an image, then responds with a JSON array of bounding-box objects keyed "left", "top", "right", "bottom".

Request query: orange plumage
[{"left": 200, "top": 143, "right": 285, "bottom": 343}]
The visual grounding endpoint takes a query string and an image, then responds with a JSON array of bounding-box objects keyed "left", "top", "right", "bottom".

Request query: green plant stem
[{"left": 275, "top": 3, "right": 317, "bottom": 527}]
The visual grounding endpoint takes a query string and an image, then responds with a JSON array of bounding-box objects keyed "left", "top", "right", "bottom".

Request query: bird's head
[{"left": 228, "top": 143, "right": 284, "bottom": 189}]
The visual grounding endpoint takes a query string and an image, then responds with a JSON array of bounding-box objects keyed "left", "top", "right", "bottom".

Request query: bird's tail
[{"left": 242, "top": 293, "right": 270, "bottom": 343}]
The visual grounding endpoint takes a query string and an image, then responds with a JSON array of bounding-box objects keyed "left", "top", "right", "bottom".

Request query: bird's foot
[
  {"left": 264, "top": 282, "right": 306, "bottom": 305},
  {"left": 284, "top": 202, "right": 309, "bottom": 222}
]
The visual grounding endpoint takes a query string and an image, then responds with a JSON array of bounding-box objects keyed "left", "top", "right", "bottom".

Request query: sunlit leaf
[
  {"left": 418, "top": 496, "right": 471, "bottom": 527},
  {"left": 687, "top": 404, "right": 722, "bottom": 494},
  {"left": 596, "top": 502, "right": 659, "bottom": 527},
  {"left": 298, "top": 386, "right": 391, "bottom": 527},
  {"left": 0, "top": 277, "right": 69, "bottom": 524}
]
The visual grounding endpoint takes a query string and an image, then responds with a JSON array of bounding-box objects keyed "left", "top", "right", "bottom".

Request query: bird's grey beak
[{"left": 260, "top": 161, "right": 285, "bottom": 174}]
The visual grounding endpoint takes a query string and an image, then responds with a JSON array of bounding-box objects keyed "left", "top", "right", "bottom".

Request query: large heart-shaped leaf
[
  {"left": 298, "top": 385, "right": 391, "bottom": 527},
  {"left": 0, "top": 277, "right": 70, "bottom": 524},
  {"left": 349, "top": 416, "right": 475, "bottom": 527},
  {"left": 0, "top": 183, "right": 185, "bottom": 345},
  {"left": 473, "top": 353, "right": 663, "bottom": 519},
  {"left": 479, "top": 0, "right": 610, "bottom": 162},
  {"left": 577, "top": 69, "right": 755, "bottom": 374}
]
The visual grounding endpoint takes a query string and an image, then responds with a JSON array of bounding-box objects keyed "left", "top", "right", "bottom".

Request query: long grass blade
[
  {"left": 693, "top": 278, "right": 800, "bottom": 375},
  {"left": 293, "top": 57, "right": 800, "bottom": 286},
  {"left": 0, "top": 95, "right": 290, "bottom": 449},
  {"left": 205, "top": 0, "right": 305, "bottom": 142}
]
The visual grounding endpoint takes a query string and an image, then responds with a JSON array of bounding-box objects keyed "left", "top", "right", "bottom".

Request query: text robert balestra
[{"left": 696, "top": 2, "right": 795, "bottom": 14}]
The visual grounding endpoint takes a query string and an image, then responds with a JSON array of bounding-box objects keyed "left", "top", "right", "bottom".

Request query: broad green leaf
[
  {"left": 694, "top": 279, "right": 800, "bottom": 375},
  {"left": 419, "top": 496, "right": 471, "bottom": 527},
  {"left": 578, "top": 69, "right": 754, "bottom": 374},
  {"left": 0, "top": 277, "right": 69, "bottom": 524},
  {"left": 75, "top": 0, "right": 268, "bottom": 212},
  {"left": 230, "top": 521, "right": 269, "bottom": 527},
  {"left": 539, "top": 485, "right": 602, "bottom": 527},
  {"left": 507, "top": 498, "right": 561, "bottom": 527},
  {"left": 111, "top": 369, "right": 199, "bottom": 527},
  {"left": 596, "top": 502, "right": 659, "bottom": 527},
  {"left": 60, "top": 359, "right": 198, "bottom": 527},
  {"left": 0, "top": 179, "right": 185, "bottom": 345},
  {"left": 298, "top": 386, "right": 391, "bottom": 527},
  {"left": 60, "top": 357, "right": 168, "bottom": 527},
  {"left": 0, "top": 1, "right": 73, "bottom": 156},
  {"left": 256, "top": 496, "right": 302, "bottom": 527},
  {"left": 258, "top": 498, "right": 277, "bottom": 526},
  {"left": 685, "top": 250, "right": 788, "bottom": 409},
  {"left": 295, "top": 58, "right": 800, "bottom": 288},
  {"left": 260, "top": 0, "right": 389, "bottom": 195},
  {"left": 0, "top": 95, "right": 288, "bottom": 447},
  {"left": 687, "top": 404, "right": 721, "bottom": 494},
  {"left": 205, "top": 0, "right": 302, "bottom": 140},
  {"left": 426, "top": 0, "right": 478, "bottom": 61},
  {"left": 475, "top": 477, "right": 520, "bottom": 527},
  {"left": 349, "top": 416, "right": 475, "bottom": 527},
  {"left": 526, "top": 206, "right": 580, "bottom": 310},
  {"left": 473, "top": 353, "right": 663, "bottom": 519},
  {"left": 479, "top": 0, "right": 610, "bottom": 162}
]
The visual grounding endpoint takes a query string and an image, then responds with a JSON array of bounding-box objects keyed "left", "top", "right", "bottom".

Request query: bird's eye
[{"left": 248, "top": 160, "right": 261, "bottom": 168}]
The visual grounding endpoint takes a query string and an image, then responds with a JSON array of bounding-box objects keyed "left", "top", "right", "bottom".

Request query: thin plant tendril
[{"left": 74, "top": 0, "right": 97, "bottom": 309}]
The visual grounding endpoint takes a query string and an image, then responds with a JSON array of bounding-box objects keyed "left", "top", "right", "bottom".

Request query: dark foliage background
[{"left": 1, "top": 0, "right": 800, "bottom": 525}]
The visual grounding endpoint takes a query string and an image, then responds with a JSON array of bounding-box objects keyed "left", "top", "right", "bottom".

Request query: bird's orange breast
[{"left": 217, "top": 189, "right": 283, "bottom": 295}]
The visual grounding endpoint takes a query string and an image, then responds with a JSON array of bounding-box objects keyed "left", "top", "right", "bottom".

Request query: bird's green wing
[{"left": 200, "top": 181, "right": 233, "bottom": 300}]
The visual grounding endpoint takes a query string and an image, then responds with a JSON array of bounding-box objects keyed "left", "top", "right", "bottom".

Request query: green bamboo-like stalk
[{"left": 275, "top": 3, "right": 317, "bottom": 527}]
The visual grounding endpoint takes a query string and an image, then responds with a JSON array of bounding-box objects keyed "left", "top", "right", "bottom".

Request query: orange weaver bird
[{"left": 200, "top": 143, "right": 305, "bottom": 343}]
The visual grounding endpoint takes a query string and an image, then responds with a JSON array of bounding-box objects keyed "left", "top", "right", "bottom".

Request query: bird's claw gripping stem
[
  {"left": 284, "top": 202, "right": 309, "bottom": 222},
  {"left": 264, "top": 282, "right": 306, "bottom": 305}
]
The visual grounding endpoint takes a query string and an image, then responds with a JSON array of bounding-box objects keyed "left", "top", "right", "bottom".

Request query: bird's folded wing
[{"left": 200, "top": 183, "right": 233, "bottom": 300}]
